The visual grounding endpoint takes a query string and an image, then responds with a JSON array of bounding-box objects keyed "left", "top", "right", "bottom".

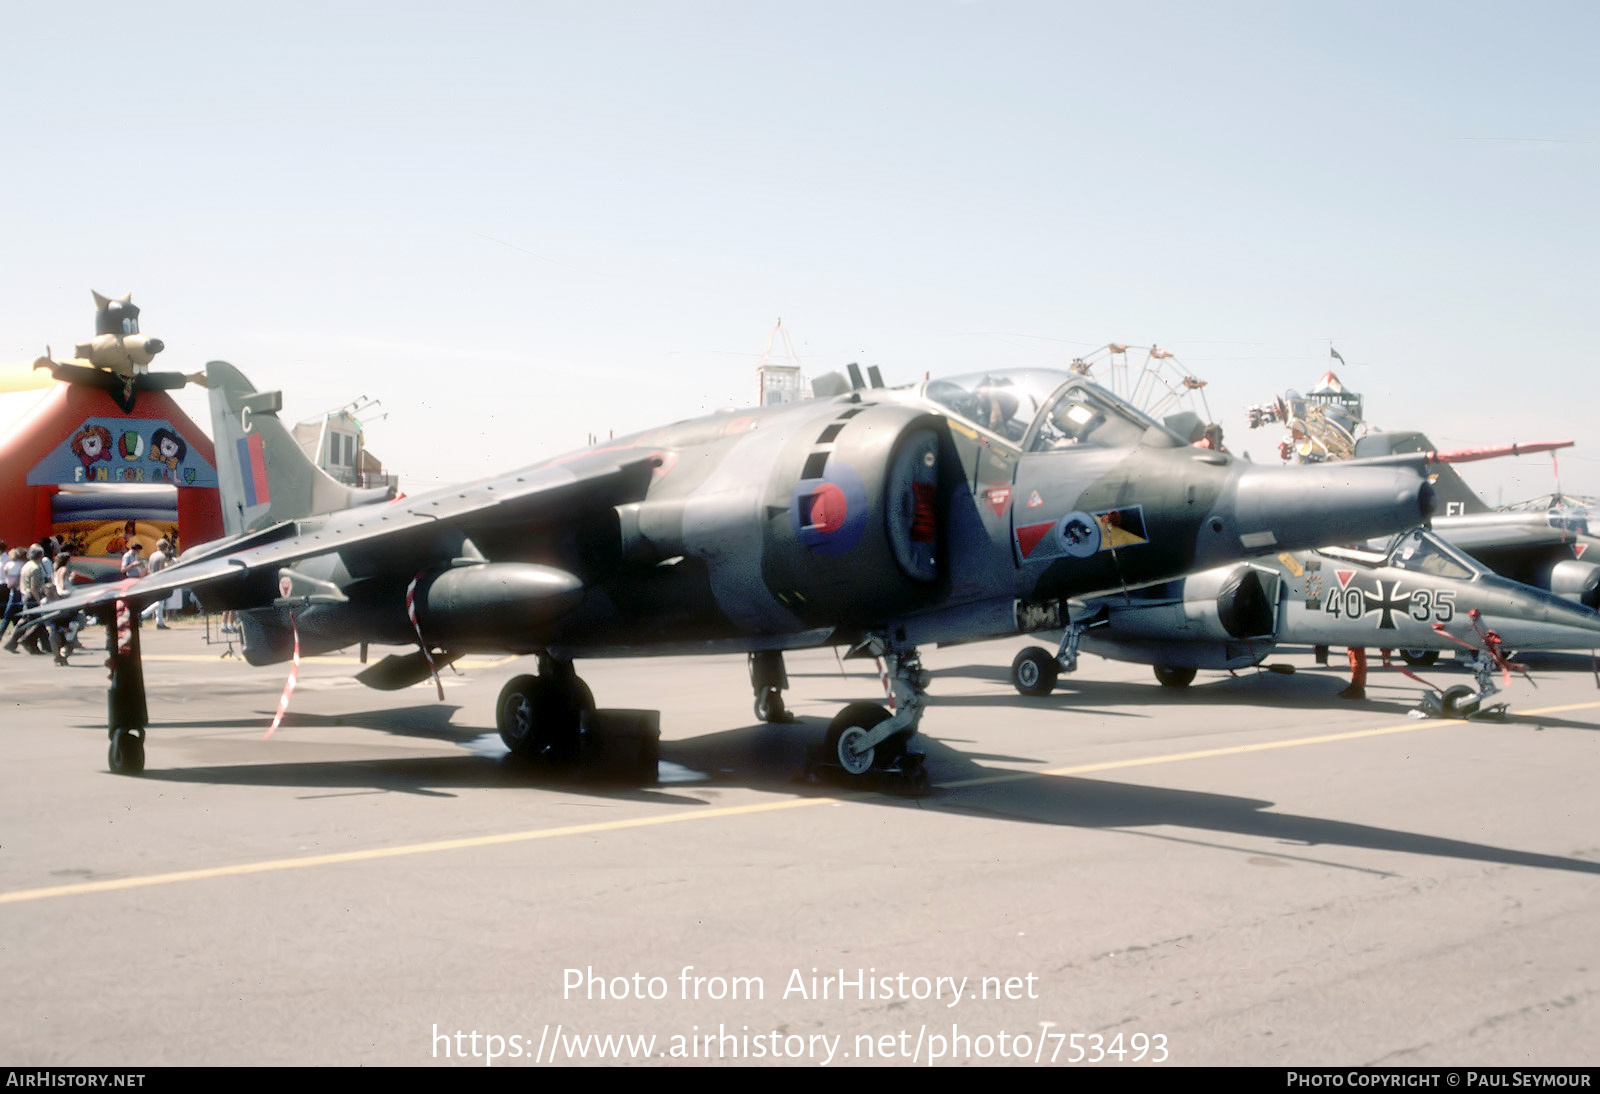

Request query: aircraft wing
[
  {"left": 1432, "top": 511, "right": 1598, "bottom": 556},
  {"left": 29, "top": 455, "right": 660, "bottom": 622}
]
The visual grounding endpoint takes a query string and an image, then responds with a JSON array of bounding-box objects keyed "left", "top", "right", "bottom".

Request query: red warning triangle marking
[
  {"left": 1576, "top": 543, "right": 1589, "bottom": 559},
  {"left": 1335, "top": 569, "right": 1355, "bottom": 589},
  {"left": 1016, "top": 521, "right": 1055, "bottom": 559},
  {"left": 984, "top": 485, "right": 1011, "bottom": 517}
]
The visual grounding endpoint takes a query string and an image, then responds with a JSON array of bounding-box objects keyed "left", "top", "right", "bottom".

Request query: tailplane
[
  {"left": 207, "top": 360, "right": 395, "bottom": 535},
  {"left": 1354, "top": 430, "right": 1489, "bottom": 517}
]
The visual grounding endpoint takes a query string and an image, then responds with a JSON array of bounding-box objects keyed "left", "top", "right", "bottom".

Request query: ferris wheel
[{"left": 1066, "top": 343, "right": 1214, "bottom": 426}]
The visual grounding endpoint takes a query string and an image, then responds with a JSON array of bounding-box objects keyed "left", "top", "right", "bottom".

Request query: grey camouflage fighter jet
[
  {"left": 1010, "top": 526, "right": 1600, "bottom": 717},
  {"left": 35, "top": 360, "right": 1436, "bottom": 780}
]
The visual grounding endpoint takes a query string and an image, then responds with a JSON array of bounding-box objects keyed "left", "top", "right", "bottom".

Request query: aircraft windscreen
[
  {"left": 1029, "top": 381, "right": 1182, "bottom": 452},
  {"left": 1548, "top": 508, "right": 1592, "bottom": 536},
  {"left": 923, "top": 370, "right": 1071, "bottom": 444},
  {"left": 1386, "top": 529, "right": 1484, "bottom": 581}
]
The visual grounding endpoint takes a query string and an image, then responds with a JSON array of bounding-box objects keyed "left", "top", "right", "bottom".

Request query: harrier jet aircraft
[
  {"left": 35, "top": 360, "right": 1437, "bottom": 780},
  {"left": 1009, "top": 526, "right": 1600, "bottom": 717}
]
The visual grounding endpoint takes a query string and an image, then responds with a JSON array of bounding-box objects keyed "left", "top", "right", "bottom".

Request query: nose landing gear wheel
[{"left": 1439, "top": 684, "right": 1481, "bottom": 718}]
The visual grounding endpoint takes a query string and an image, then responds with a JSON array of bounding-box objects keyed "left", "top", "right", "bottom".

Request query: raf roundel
[
  {"left": 805, "top": 482, "right": 848, "bottom": 534},
  {"left": 790, "top": 463, "right": 869, "bottom": 556}
]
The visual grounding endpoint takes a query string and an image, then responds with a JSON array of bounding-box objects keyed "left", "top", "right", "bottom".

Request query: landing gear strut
[
  {"left": 815, "top": 633, "right": 928, "bottom": 792},
  {"left": 106, "top": 599, "right": 149, "bottom": 776},
  {"left": 496, "top": 653, "right": 594, "bottom": 761},
  {"left": 748, "top": 650, "right": 792, "bottom": 723},
  {"left": 1413, "top": 649, "right": 1509, "bottom": 720}
]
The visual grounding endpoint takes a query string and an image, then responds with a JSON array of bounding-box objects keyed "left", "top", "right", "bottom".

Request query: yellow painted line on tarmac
[
  {"left": 3, "top": 698, "right": 1597, "bottom": 906},
  {"left": 0, "top": 797, "right": 839, "bottom": 906}
]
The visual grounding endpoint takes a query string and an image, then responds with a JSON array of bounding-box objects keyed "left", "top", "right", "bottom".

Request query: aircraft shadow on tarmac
[
  {"left": 139, "top": 704, "right": 486, "bottom": 745},
  {"left": 936, "top": 659, "right": 1600, "bottom": 719},
  {"left": 122, "top": 698, "right": 1600, "bottom": 878},
  {"left": 924, "top": 664, "right": 1429, "bottom": 718}
]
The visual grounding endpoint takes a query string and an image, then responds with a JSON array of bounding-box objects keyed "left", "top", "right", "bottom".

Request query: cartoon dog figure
[{"left": 72, "top": 292, "right": 165, "bottom": 378}]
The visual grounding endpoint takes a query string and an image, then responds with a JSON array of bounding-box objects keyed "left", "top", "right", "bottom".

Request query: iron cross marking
[{"left": 1364, "top": 580, "right": 1409, "bottom": 630}]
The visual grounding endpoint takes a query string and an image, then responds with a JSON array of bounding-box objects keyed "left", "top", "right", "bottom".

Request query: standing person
[
  {"left": 0, "top": 547, "right": 23, "bottom": 642},
  {"left": 1339, "top": 646, "right": 1368, "bottom": 700},
  {"left": 121, "top": 541, "right": 146, "bottom": 579},
  {"left": 48, "top": 551, "right": 75, "bottom": 664},
  {"left": 4, "top": 546, "right": 50, "bottom": 654},
  {"left": 140, "top": 538, "right": 172, "bottom": 628}
]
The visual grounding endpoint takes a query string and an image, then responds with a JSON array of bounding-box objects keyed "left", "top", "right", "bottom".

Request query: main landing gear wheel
[
  {"left": 108, "top": 728, "right": 145, "bottom": 776},
  {"left": 824, "top": 702, "right": 901, "bottom": 776},
  {"left": 1401, "top": 649, "right": 1439, "bottom": 668},
  {"left": 1011, "top": 647, "right": 1059, "bottom": 697},
  {"left": 1153, "top": 665, "right": 1197, "bottom": 689},
  {"left": 496, "top": 673, "right": 592, "bottom": 762},
  {"left": 1439, "top": 684, "right": 1481, "bottom": 718}
]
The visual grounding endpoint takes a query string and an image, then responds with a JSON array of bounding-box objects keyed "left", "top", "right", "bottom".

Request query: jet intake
[
  {"left": 1179, "top": 564, "right": 1280, "bottom": 640},
  {"left": 759, "top": 409, "right": 949, "bottom": 627},
  {"left": 1208, "top": 565, "right": 1279, "bottom": 639},
  {"left": 1545, "top": 559, "right": 1600, "bottom": 610},
  {"left": 413, "top": 563, "right": 584, "bottom": 643}
]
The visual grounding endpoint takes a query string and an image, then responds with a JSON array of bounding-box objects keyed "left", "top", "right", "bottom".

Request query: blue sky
[{"left": 2, "top": 1, "right": 1594, "bottom": 502}]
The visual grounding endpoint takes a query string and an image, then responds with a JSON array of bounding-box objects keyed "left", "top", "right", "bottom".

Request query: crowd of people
[{"left": 0, "top": 532, "right": 180, "bottom": 664}]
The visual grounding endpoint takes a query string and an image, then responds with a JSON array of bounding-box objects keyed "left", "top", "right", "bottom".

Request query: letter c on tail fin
[{"left": 207, "top": 360, "right": 394, "bottom": 536}]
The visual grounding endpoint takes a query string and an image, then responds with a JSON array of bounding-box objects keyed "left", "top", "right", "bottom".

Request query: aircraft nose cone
[
  {"left": 1473, "top": 579, "right": 1600, "bottom": 649},
  {"left": 1195, "top": 463, "right": 1430, "bottom": 566},
  {"left": 1418, "top": 480, "right": 1437, "bottom": 523}
]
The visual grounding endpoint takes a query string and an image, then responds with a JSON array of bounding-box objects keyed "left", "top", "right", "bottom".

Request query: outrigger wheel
[
  {"left": 754, "top": 688, "right": 788, "bottom": 724},
  {"left": 1153, "top": 665, "right": 1198, "bottom": 688},
  {"left": 496, "top": 673, "right": 593, "bottom": 762},
  {"left": 1011, "top": 647, "right": 1059, "bottom": 696},
  {"left": 108, "top": 727, "right": 145, "bottom": 776}
]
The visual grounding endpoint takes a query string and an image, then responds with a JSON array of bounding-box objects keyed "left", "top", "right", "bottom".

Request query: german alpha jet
[
  {"left": 34, "top": 360, "right": 1436, "bottom": 780},
  {"left": 1009, "top": 526, "right": 1600, "bottom": 717},
  {"left": 1361, "top": 432, "right": 1600, "bottom": 609},
  {"left": 1248, "top": 368, "right": 1597, "bottom": 609}
]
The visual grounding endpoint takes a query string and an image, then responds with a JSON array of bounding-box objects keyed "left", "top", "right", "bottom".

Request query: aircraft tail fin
[
  {"left": 207, "top": 360, "right": 395, "bottom": 536},
  {"left": 1354, "top": 430, "right": 1489, "bottom": 517}
]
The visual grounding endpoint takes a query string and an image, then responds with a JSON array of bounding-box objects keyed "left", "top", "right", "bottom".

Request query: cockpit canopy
[
  {"left": 922, "top": 369, "right": 1186, "bottom": 452},
  {"left": 1385, "top": 528, "right": 1487, "bottom": 581}
]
